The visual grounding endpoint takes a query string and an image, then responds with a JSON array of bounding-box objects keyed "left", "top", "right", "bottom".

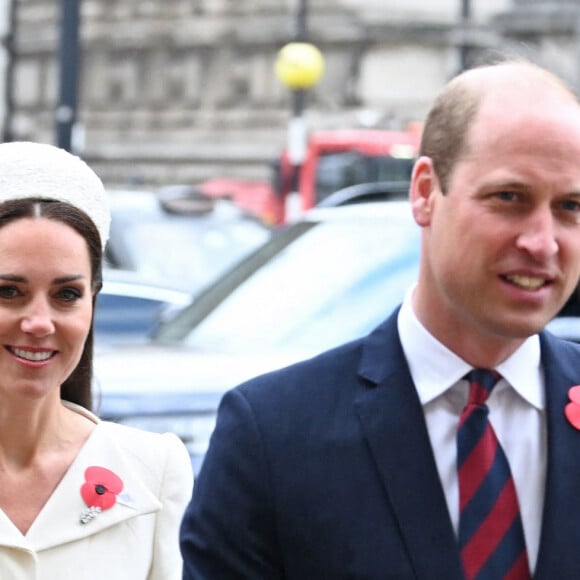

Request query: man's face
[{"left": 413, "top": 90, "right": 580, "bottom": 356}]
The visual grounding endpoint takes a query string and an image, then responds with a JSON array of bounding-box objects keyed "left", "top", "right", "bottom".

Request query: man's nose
[{"left": 516, "top": 209, "right": 559, "bottom": 261}]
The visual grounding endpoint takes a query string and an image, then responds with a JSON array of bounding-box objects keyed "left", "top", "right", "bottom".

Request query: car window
[
  {"left": 315, "top": 152, "right": 368, "bottom": 202},
  {"left": 176, "top": 218, "right": 420, "bottom": 354},
  {"left": 107, "top": 192, "right": 270, "bottom": 292},
  {"left": 95, "top": 294, "right": 169, "bottom": 341}
]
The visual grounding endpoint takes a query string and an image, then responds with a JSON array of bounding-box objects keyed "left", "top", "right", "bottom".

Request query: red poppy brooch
[
  {"left": 565, "top": 386, "right": 580, "bottom": 430},
  {"left": 80, "top": 466, "right": 124, "bottom": 524}
]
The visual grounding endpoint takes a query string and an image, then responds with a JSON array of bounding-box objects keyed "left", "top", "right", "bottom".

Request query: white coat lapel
[{"left": 14, "top": 422, "right": 161, "bottom": 552}]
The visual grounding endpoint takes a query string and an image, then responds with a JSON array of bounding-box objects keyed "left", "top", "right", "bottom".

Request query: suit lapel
[
  {"left": 533, "top": 332, "right": 580, "bottom": 578},
  {"left": 355, "top": 312, "right": 465, "bottom": 580}
]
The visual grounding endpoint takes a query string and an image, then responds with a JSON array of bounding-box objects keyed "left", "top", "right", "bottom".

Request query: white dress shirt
[{"left": 397, "top": 289, "right": 546, "bottom": 571}]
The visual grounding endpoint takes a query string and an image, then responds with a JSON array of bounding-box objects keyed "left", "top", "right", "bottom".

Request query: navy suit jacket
[{"left": 180, "top": 309, "right": 580, "bottom": 579}]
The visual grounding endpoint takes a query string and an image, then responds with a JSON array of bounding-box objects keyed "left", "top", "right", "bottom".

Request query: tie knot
[{"left": 464, "top": 368, "right": 501, "bottom": 406}]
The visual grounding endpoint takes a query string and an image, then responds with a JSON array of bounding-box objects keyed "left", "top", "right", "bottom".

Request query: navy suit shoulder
[
  {"left": 234, "top": 307, "right": 403, "bottom": 408},
  {"left": 540, "top": 328, "right": 580, "bottom": 371},
  {"left": 180, "top": 310, "right": 464, "bottom": 580},
  {"left": 235, "top": 332, "right": 371, "bottom": 416},
  {"left": 181, "top": 316, "right": 580, "bottom": 580}
]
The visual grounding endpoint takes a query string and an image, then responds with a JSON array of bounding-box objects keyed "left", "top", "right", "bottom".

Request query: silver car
[{"left": 93, "top": 200, "right": 580, "bottom": 475}]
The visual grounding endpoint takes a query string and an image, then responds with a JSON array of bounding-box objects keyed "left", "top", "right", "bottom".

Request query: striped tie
[{"left": 457, "top": 369, "right": 531, "bottom": 580}]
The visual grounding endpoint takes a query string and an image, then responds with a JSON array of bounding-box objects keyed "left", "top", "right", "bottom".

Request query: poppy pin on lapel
[
  {"left": 80, "top": 466, "right": 123, "bottom": 524},
  {"left": 565, "top": 386, "right": 580, "bottom": 429}
]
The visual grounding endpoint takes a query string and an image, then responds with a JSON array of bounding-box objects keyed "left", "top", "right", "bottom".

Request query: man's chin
[{"left": 494, "top": 315, "right": 550, "bottom": 340}]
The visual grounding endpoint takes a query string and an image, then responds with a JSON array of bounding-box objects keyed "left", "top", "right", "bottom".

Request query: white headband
[{"left": 0, "top": 141, "right": 110, "bottom": 249}]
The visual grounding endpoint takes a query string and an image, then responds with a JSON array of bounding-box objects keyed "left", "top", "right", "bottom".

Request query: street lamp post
[
  {"left": 292, "top": 0, "right": 307, "bottom": 123},
  {"left": 56, "top": 0, "right": 80, "bottom": 152},
  {"left": 274, "top": 0, "right": 324, "bottom": 202},
  {"left": 458, "top": 0, "right": 472, "bottom": 72},
  {"left": 275, "top": 42, "right": 324, "bottom": 167}
]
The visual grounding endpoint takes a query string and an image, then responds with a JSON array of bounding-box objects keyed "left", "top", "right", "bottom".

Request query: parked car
[
  {"left": 94, "top": 268, "right": 192, "bottom": 349},
  {"left": 105, "top": 187, "right": 271, "bottom": 292},
  {"left": 92, "top": 200, "right": 580, "bottom": 474},
  {"left": 316, "top": 180, "right": 409, "bottom": 208}
]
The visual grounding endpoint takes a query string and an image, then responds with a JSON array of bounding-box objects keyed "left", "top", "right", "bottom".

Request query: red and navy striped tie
[{"left": 457, "top": 369, "right": 531, "bottom": 580}]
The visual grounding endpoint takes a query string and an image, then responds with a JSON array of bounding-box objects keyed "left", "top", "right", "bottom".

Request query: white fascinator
[{"left": 0, "top": 141, "right": 110, "bottom": 248}]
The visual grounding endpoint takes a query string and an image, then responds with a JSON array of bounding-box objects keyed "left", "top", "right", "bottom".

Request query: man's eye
[
  {"left": 497, "top": 191, "right": 517, "bottom": 201},
  {"left": 561, "top": 199, "right": 580, "bottom": 213}
]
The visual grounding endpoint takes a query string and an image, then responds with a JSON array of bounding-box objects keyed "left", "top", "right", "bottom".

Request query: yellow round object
[{"left": 275, "top": 42, "right": 325, "bottom": 89}]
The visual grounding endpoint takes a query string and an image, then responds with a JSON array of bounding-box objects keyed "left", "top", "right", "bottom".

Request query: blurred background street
[
  {"left": 0, "top": 0, "right": 579, "bottom": 474},
  {"left": 0, "top": 0, "right": 575, "bottom": 191}
]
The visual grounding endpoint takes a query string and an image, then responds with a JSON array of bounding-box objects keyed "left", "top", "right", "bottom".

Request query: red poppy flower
[
  {"left": 565, "top": 386, "right": 580, "bottom": 430},
  {"left": 81, "top": 466, "right": 123, "bottom": 510}
]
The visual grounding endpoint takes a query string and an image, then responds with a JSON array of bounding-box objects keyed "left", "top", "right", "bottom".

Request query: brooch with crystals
[{"left": 80, "top": 466, "right": 123, "bottom": 524}]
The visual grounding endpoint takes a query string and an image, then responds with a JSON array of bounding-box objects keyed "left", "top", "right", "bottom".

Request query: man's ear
[{"left": 410, "top": 156, "right": 438, "bottom": 226}]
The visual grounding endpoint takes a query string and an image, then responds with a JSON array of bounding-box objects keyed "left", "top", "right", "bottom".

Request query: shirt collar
[{"left": 397, "top": 286, "right": 544, "bottom": 410}]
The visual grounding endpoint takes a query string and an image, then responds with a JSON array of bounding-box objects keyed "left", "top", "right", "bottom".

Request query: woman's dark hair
[{"left": 0, "top": 198, "right": 103, "bottom": 410}]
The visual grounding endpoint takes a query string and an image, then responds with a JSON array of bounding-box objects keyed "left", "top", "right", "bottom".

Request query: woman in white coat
[{"left": 0, "top": 142, "right": 193, "bottom": 579}]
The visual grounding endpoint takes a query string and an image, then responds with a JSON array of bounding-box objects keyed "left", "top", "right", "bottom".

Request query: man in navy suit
[{"left": 180, "top": 59, "right": 580, "bottom": 579}]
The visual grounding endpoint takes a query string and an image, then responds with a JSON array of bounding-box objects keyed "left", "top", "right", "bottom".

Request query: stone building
[{"left": 4, "top": 0, "right": 580, "bottom": 188}]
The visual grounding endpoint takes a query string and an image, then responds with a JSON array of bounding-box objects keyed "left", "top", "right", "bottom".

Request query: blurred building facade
[{"left": 4, "top": 0, "right": 580, "bottom": 188}]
